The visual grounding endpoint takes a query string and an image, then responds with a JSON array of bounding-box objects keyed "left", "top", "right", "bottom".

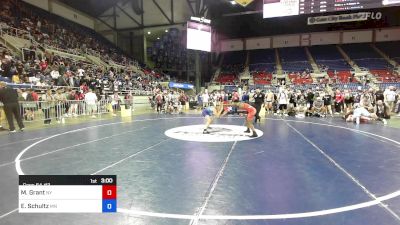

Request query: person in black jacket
[
  {"left": 0, "top": 82, "right": 24, "bottom": 132},
  {"left": 253, "top": 88, "right": 265, "bottom": 123}
]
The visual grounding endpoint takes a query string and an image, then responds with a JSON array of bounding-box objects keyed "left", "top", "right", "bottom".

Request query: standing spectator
[
  {"left": 125, "top": 91, "right": 133, "bottom": 110},
  {"left": 306, "top": 88, "right": 314, "bottom": 111},
  {"left": 277, "top": 89, "right": 288, "bottom": 116},
  {"left": 40, "top": 89, "right": 54, "bottom": 125},
  {"left": 67, "top": 90, "right": 78, "bottom": 117},
  {"left": 334, "top": 89, "right": 344, "bottom": 114},
  {"left": 155, "top": 91, "right": 164, "bottom": 113},
  {"left": 202, "top": 91, "right": 209, "bottom": 108},
  {"left": 178, "top": 92, "right": 187, "bottom": 111},
  {"left": 242, "top": 91, "right": 249, "bottom": 103},
  {"left": 343, "top": 90, "right": 354, "bottom": 114},
  {"left": 76, "top": 90, "right": 85, "bottom": 115},
  {"left": 232, "top": 90, "right": 240, "bottom": 102},
  {"left": 384, "top": 87, "right": 396, "bottom": 113},
  {"left": 111, "top": 92, "right": 120, "bottom": 116},
  {"left": 375, "top": 88, "right": 385, "bottom": 103},
  {"left": 0, "top": 82, "right": 24, "bottom": 132},
  {"left": 265, "top": 90, "right": 274, "bottom": 115},
  {"left": 253, "top": 88, "right": 265, "bottom": 123},
  {"left": 322, "top": 90, "right": 333, "bottom": 117},
  {"left": 84, "top": 89, "right": 98, "bottom": 118},
  {"left": 54, "top": 88, "right": 66, "bottom": 123}
]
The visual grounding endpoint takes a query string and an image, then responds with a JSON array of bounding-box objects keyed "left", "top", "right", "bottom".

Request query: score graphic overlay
[
  {"left": 19, "top": 175, "right": 117, "bottom": 213},
  {"left": 263, "top": 0, "right": 400, "bottom": 18}
]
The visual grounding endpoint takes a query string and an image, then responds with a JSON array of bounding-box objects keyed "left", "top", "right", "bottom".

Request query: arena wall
[
  {"left": 23, "top": 0, "right": 95, "bottom": 29},
  {"left": 245, "top": 37, "right": 271, "bottom": 50},
  {"left": 342, "top": 30, "right": 373, "bottom": 44},
  {"left": 220, "top": 27, "right": 400, "bottom": 52},
  {"left": 220, "top": 39, "right": 244, "bottom": 52}
]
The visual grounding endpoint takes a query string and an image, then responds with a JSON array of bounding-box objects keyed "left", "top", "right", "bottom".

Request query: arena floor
[{"left": 0, "top": 113, "right": 400, "bottom": 225}]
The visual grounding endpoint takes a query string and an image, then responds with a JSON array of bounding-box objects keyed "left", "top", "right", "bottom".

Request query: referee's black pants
[
  {"left": 3, "top": 103, "right": 24, "bottom": 131},
  {"left": 254, "top": 103, "right": 262, "bottom": 122}
]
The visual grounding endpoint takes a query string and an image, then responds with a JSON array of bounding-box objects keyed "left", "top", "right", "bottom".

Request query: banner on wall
[
  {"left": 169, "top": 82, "right": 194, "bottom": 90},
  {"left": 308, "top": 12, "right": 382, "bottom": 25}
]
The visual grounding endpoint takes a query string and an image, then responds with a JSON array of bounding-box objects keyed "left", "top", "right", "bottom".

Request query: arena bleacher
[{"left": 0, "top": 0, "right": 398, "bottom": 98}]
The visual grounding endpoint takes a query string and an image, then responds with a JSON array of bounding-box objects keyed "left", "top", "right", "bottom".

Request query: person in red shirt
[
  {"left": 75, "top": 90, "right": 85, "bottom": 115},
  {"left": 39, "top": 60, "right": 48, "bottom": 71},
  {"left": 80, "top": 82, "right": 89, "bottom": 94},
  {"left": 30, "top": 89, "right": 39, "bottom": 101},
  {"left": 334, "top": 89, "right": 344, "bottom": 114}
]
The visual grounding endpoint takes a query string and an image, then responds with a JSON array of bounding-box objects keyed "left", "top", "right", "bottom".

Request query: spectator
[
  {"left": 375, "top": 100, "right": 390, "bottom": 125},
  {"left": 155, "top": 91, "right": 164, "bottom": 113},
  {"left": 334, "top": 89, "right": 344, "bottom": 114},
  {"left": 277, "top": 89, "right": 288, "bottom": 116},
  {"left": 125, "top": 91, "right": 133, "bottom": 110},
  {"left": 312, "top": 97, "right": 324, "bottom": 117},
  {"left": 202, "top": 91, "right": 209, "bottom": 108},
  {"left": 84, "top": 89, "right": 97, "bottom": 118},
  {"left": 111, "top": 92, "right": 120, "bottom": 116},
  {"left": 57, "top": 72, "right": 69, "bottom": 86},
  {"left": 306, "top": 88, "right": 314, "bottom": 111},
  {"left": 67, "top": 89, "right": 77, "bottom": 117},
  {"left": 384, "top": 87, "right": 396, "bottom": 113},
  {"left": 0, "top": 82, "right": 24, "bottom": 132},
  {"left": 40, "top": 89, "right": 54, "bottom": 125},
  {"left": 53, "top": 88, "right": 66, "bottom": 123}
]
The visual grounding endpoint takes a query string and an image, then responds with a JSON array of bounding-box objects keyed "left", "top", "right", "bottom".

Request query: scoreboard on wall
[
  {"left": 263, "top": 0, "right": 400, "bottom": 18},
  {"left": 19, "top": 175, "right": 117, "bottom": 213}
]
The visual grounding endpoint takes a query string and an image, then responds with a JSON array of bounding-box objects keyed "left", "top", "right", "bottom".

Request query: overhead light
[
  {"left": 147, "top": 31, "right": 151, "bottom": 34},
  {"left": 230, "top": 1, "right": 237, "bottom": 5},
  {"left": 165, "top": 29, "right": 169, "bottom": 33}
]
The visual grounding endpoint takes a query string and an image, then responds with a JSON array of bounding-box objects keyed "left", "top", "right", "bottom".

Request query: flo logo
[{"left": 164, "top": 125, "right": 263, "bottom": 143}]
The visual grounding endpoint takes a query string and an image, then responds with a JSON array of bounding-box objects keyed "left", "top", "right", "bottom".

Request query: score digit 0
[{"left": 102, "top": 185, "right": 117, "bottom": 199}]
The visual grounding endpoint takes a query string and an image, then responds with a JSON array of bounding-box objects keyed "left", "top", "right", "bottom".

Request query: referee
[
  {"left": 0, "top": 82, "right": 24, "bottom": 133},
  {"left": 253, "top": 88, "right": 265, "bottom": 123}
]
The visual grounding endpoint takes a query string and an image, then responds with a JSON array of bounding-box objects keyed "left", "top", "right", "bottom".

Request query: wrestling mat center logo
[{"left": 164, "top": 125, "right": 263, "bottom": 142}]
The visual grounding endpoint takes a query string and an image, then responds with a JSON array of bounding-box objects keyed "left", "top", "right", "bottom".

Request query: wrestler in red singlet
[{"left": 241, "top": 103, "right": 257, "bottom": 121}]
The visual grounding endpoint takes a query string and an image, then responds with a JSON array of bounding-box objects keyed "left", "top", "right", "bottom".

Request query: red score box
[{"left": 102, "top": 185, "right": 117, "bottom": 199}]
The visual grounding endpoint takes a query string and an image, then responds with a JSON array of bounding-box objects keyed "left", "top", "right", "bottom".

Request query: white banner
[{"left": 308, "top": 12, "right": 382, "bottom": 25}]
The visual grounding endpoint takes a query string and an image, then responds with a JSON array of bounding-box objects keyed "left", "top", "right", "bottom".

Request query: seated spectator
[
  {"left": 375, "top": 100, "right": 390, "bottom": 125},
  {"left": 311, "top": 97, "right": 325, "bottom": 117},
  {"left": 295, "top": 94, "right": 307, "bottom": 118}
]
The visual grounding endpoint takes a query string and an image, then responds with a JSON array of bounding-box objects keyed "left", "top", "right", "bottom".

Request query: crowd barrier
[{"left": 0, "top": 99, "right": 132, "bottom": 124}]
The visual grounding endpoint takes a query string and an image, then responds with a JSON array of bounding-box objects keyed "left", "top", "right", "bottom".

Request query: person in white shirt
[
  {"left": 50, "top": 69, "right": 60, "bottom": 81},
  {"left": 277, "top": 89, "right": 288, "bottom": 116},
  {"left": 111, "top": 92, "right": 120, "bottom": 116},
  {"left": 384, "top": 87, "right": 396, "bottom": 113},
  {"left": 77, "top": 68, "right": 85, "bottom": 77},
  {"left": 84, "top": 89, "right": 98, "bottom": 118},
  {"left": 202, "top": 92, "right": 209, "bottom": 108}
]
